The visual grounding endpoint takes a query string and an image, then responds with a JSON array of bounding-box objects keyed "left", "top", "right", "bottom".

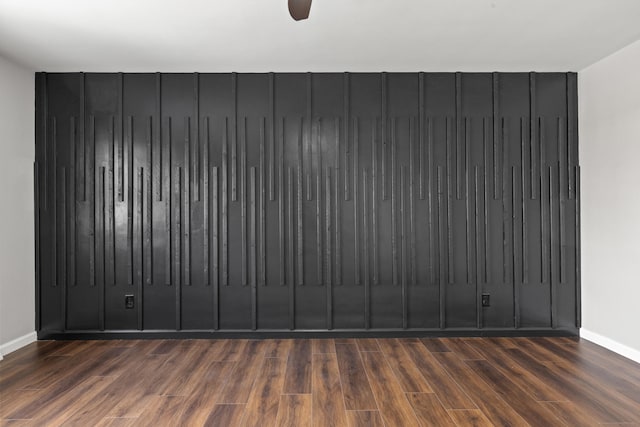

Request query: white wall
[
  {"left": 0, "top": 55, "right": 35, "bottom": 358},
  {"left": 579, "top": 40, "right": 640, "bottom": 362}
]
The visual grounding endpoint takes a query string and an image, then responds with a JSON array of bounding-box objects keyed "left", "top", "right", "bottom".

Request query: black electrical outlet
[
  {"left": 125, "top": 295, "right": 135, "bottom": 309},
  {"left": 482, "top": 294, "right": 491, "bottom": 307}
]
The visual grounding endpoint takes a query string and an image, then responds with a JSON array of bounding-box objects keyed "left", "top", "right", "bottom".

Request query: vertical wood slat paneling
[
  {"left": 419, "top": 73, "right": 425, "bottom": 200},
  {"left": 474, "top": 166, "right": 481, "bottom": 329},
  {"left": 446, "top": 118, "right": 454, "bottom": 284},
  {"left": 89, "top": 116, "right": 96, "bottom": 288},
  {"left": 428, "top": 118, "right": 435, "bottom": 283},
  {"left": 482, "top": 117, "right": 490, "bottom": 283},
  {"left": 222, "top": 118, "right": 229, "bottom": 286},
  {"left": 371, "top": 119, "right": 379, "bottom": 286},
  {"left": 521, "top": 118, "right": 528, "bottom": 284},
  {"left": 127, "top": 115, "right": 134, "bottom": 286},
  {"left": 241, "top": 118, "right": 247, "bottom": 287},
  {"left": 456, "top": 72, "right": 463, "bottom": 200},
  {"left": 297, "top": 120, "right": 304, "bottom": 286},
  {"left": 269, "top": 73, "right": 276, "bottom": 202},
  {"left": 465, "top": 118, "right": 472, "bottom": 284},
  {"left": 109, "top": 118, "right": 116, "bottom": 288},
  {"left": 502, "top": 118, "right": 510, "bottom": 283},
  {"left": 344, "top": 73, "right": 350, "bottom": 201},
  {"left": 401, "top": 167, "right": 407, "bottom": 329},
  {"left": 164, "top": 118, "right": 172, "bottom": 286},
  {"left": 260, "top": 118, "right": 266, "bottom": 286},
  {"left": 279, "top": 118, "right": 285, "bottom": 286},
  {"left": 334, "top": 119, "right": 342, "bottom": 286},
  {"left": 437, "top": 166, "right": 445, "bottom": 328},
  {"left": 184, "top": 118, "right": 191, "bottom": 286},
  {"left": 288, "top": 167, "right": 295, "bottom": 329},
  {"left": 354, "top": 117, "right": 360, "bottom": 286},
  {"left": 391, "top": 118, "right": 398, "bottom": 286},
  {"left": 203, "top": 117, "right": 210, "bottom": 286},
  {"left": 575, "top": 165, "right": 581, "bottom": 327},
  {"left": 363, "top": 168, "right": 370, "bottom": 329},
  {"left": 409, "top": 118, "right": 416, "bottom": 286},
  {"left": 212, "top": 166, "right": 219, "bottom": 328},
  {"left": 530, "top": 72, "right": 537, "bottom": 200},
  {"left": 37, "top": 72, "right": 579, "bottom": 335},
  {"left": 326, "top": 166, "right": 333, "bottom": 328},
  {"left": 145, "top": 118, "right": 153, "bottom": 287},
  {"left": 250, "top": 166, "right": 257, "bottom": 329},
  {"left": 70, "top": 117, "right": 77, "bottom": 288},
  {"left": 512, "top": 166, "right": 520, "bottom": 328},
  {"left": 492, "top": 73, "right": 500, "bottom": 200}
]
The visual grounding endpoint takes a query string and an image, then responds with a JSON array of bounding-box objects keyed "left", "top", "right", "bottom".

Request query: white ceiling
[{"left": 1, "top": 0, "right": 639, "bottom": 72}]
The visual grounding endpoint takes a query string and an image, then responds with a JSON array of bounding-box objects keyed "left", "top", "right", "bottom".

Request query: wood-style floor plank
[
  {"left": 334, "top": 343, "right": 377, "bottom": 411},
  {"left": 345, "top": 410, "right": 385, "bottom": 427},
  {"left": 264, "top": 339, "right": 293, "bottom": 358},
  {"left": 438, "top": 338, "right": 484, "bottom": 360},
  {"left": 420, "top": 337, "right": 451, "bottom": 352},
  {"left": 406, "top": 392, "right": 455, "bottom": 426},
  {"left": 311, "top": 353, "right": 347, "bottom": 427},
  {"left": 27, "top": 376, "right": 117, "bottom": 427},
  {"left": 94, "top": 417, "right": 137, "bottom": 427},
  {"left": 274, "top": 394, "right": 311, "bottom": 427},
  {"left": 464, "top": 359, "right": 567, "bottom": 426},
  {"left": 432, "top": 352, "right": 529, "bottom": 427},
  {"left": 240, "top": 357, "right": 286, "bottom": 427},
  {"left": 204, "top": 404, "right": 246, "bottom": 427},
  {"left": 539, "top": 401, "right": 600, "bottom": 427},
  {"left": 1, "top": 337, "right": 639, "bottom": 426},
  {"left": 311, "top": 339, "right": 335, "bottom": 354},
  {"left": 446, "top": 409, "right": 494, "bottom": 427},
  {"left": 504, "top": 346, "right": 629, "bottom": 423},
  {"left": 217, "top": 340, "right": 267, "bottom": 404},
  {"left": 376, "top": 338, "right": 433, "bottom": 393},
  {"left": 282, "top": 339, "right": 312, "bottom": 394},
  {"left": 463, "top": 337, "right": 567, "bottom": 402},
  {"left": 360, "top": 351, "right": 420, "bottom": 427},
  {"left": 177, "top": 361, "right": 236, "bottom": 425},
  {"left": 400, "top": 339, "right": 477, "bottom": 410},
  {"left": 356, "top": 338, "right": 380, "bottom": 352},
  {"left": 532, "top": 337, "right": 640, "bottom": 404},
  {"left": 132, "top": 395, "right": 186, "bottom": 427}
]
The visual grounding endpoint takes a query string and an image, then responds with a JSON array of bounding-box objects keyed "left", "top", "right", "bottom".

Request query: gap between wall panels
[{"left": 34, "top": 72, "right": 580, "bottom": 337}]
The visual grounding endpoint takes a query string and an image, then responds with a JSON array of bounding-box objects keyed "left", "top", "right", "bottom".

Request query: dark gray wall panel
[{"left": 35, "top": 72, "right": 580, "bottom": 335}]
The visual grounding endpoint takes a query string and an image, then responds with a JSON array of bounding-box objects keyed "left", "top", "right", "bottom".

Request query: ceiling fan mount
[{"left": 289, "top": 0, "right": 312, "bottom": 21}]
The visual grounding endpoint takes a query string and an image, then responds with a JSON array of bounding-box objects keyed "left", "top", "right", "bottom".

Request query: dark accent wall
[{"left": 35, "top": 72, "right": 580, "bottom": 336}]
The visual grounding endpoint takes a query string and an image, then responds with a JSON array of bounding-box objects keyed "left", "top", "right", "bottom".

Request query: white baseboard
[
  {"left": 0, "top": 331, "right": 37, "bottom": 360},
  {"left": 580, "top": 328, "right": 640, "bottom": 364}
]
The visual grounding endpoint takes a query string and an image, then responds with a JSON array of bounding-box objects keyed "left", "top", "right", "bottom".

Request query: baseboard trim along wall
[
  {"left": 0, "top": 331, "right": 37, "bottom": 360},
  {"left": 580, "top": 328, "right": 640, "bottom": 364}
]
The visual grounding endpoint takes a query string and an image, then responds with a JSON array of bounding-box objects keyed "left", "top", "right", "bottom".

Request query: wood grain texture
[
  {"left": 359, "top": 351, "right": 420, "bottom": 426},
  {"left": 401, "top": 339, "right": 476, "bottom": 410},
  {"left": 312, "top": 353, "right": 347, "bottom": 427},
  {"left": 406, "top": 392, "right": 455, "bottom": 426},
  {"left": 274, "top": 394, "right": 311, "bottom": 427},
  {"left": 283, "top": 338, "right": 312, "bottom": 394},
  {"left": 432, "top": 352, "right": 529, "bottom": 426},
  {"left": 447, "top": 409, "right": 493, "bottom": 427},
  {"left": 1, "top": 337, "right": 639, "bottom": 426},
  {"left": 346, "top": 410, "right": 385, "bottom": 427},
  {"left": 239, "top": 357, "right": 286, "bottom": 427},
  {"left": 311, "top": 339, "right": 335, "bottom": 354},
  {"left": 376, "top": 338, "right": 433, "bottom": 393},
  {"left": 334, "top": 343, "right": 377, "bottom": 410}
]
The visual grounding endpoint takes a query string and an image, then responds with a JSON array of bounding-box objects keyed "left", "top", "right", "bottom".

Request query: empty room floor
[{"left": 1, "top": 337, "right": 640, "bottom": 426}]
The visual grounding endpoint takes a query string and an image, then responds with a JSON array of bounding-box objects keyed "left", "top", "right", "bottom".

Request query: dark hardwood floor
[{"left": 1, "top": 337, "right": 639, "bottom": 426}]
